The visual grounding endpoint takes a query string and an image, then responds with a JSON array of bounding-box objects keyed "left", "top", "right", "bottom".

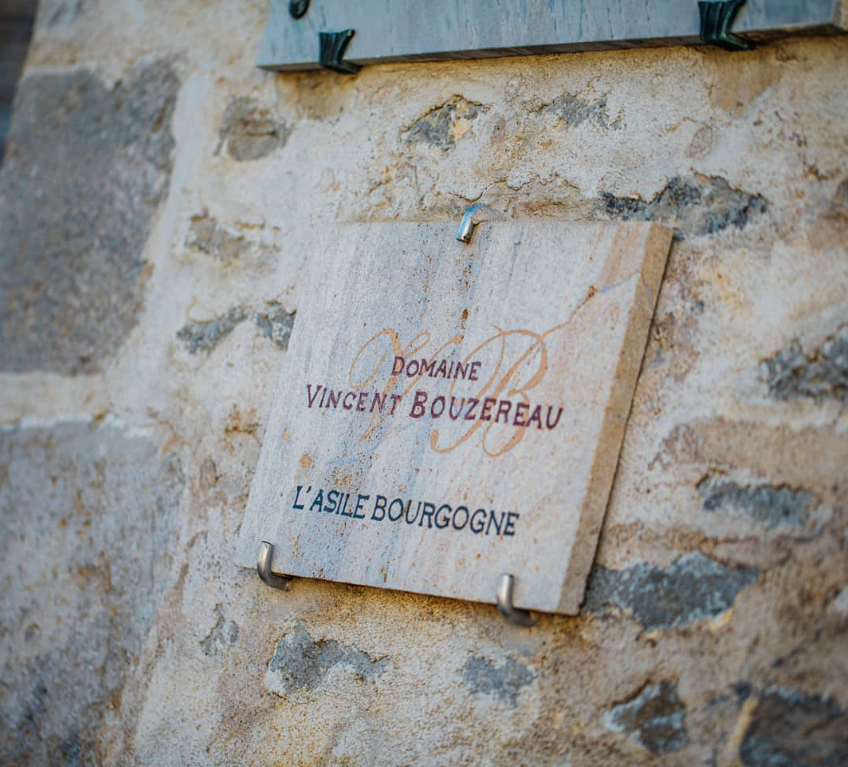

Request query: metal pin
[
  {"left": 456, "top": 202, "right": 503, "bottom": 243},
  {"left": 496, "top": 573, "right": 536, "bottom": 627},
  {"left": 456, "top": 208, "right": 477, "bottom": 243},
  {"left": 257, "top": 541, "right": 293, "bottom": 590}
]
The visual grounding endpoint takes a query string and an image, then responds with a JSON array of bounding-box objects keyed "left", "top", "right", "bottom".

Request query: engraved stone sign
[{"left": 235, "top": 222, "right": 672, "bottom": 614}]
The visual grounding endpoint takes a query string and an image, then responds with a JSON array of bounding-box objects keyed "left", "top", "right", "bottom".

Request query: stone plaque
[{"left": 235, "top": 222, "right": 672, "bottom": 614}]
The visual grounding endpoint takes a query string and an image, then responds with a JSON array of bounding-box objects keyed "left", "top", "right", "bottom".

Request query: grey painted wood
[{"left": 257, "top": 0, "right": 845, "bottom": 70}]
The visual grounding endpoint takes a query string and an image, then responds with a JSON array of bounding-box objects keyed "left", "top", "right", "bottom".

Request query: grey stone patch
[
  {"left": 216, "top": 96, "right": 291, "bottom": 162},
  {"left": 832, "top": 585, "right": 848, "bottom": 615},
  {"left": 834, "top": 178, "right": 848, "bottom": 210},
  {"left": 254, "top": 305, "right": 296, "bottom": 350},
  {"left": 604, "top": 680, "right": 688, "bottom": 756},
  {"left": 0, "top": 61, "right": 180, "bottom": 374},
  {"left": 177, "top": 307, "right": 248, "bottom": 354},
  {"left": 740, "top": 687, "right": 848, "bottom": 767},
  {"left": 0, "top": 422, "right": 184, "bottom": 767},
  {"left": 177, "top": 303, "right": 296, "bottom": 354},
  {"left": 698, "top": 473, "right": 826, "bottom": 531},
  {"left": 186, "top": 210, "right": 250, "bottom": 263},
  {"left": 56, "top": 728, "right": 84, "bottom": 767},
  {"left": 405, "top": 96, "right": 485, "bottom": 150},
  {"left": 583, "top": 552, "right": 759, "bottom": 631},
  {"left": 761, "top": 326, "right": 848, "bottom": 404},
  {"left": 462, "top": 655, "right": 535, "bottom": 707},
  {"left": 541, "top": 92, "right": 613, "bottom": 129},
  {"left": 599, "top": 174, "right": 768, "bottom": 239},
  {"left": 200, "top": 607, "right": 239, "bottom": 657},
  {"left": 264, "top": 621, "right": 387, "bottom": 697}
]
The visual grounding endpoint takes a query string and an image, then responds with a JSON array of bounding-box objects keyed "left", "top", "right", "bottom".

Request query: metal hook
[
  {"left": 319, "top": 30, "right": 362, "bottom": 75},
  {"left": 698, "top": 0, "right": 754, "bottom": 51},
  {"left": 496, "top": 573, "right": 536, "bottom": 627},
  {"left": 456, "top": 202, "right": 502, "bottom": 244},
  {"left": 257, "top": 541, "right": 293, "bottom": 590}
]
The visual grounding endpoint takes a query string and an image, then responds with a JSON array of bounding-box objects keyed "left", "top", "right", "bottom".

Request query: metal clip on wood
[
  {"left": 496, "top": 573, "right": 536, "bottom": 627},
  {"left": 698, "top": 0, "right": 754, "bottom": 51},
  {"left": 257, "top": 541, "right": 293, "bottom": 590},
  {"left": 319, "top": 30, "right": 361, "bottom": 75}
]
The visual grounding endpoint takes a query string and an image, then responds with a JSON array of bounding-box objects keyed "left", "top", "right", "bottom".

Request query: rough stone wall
[{"left": 1, "top": 1, "right": 846, "bottom": 765}]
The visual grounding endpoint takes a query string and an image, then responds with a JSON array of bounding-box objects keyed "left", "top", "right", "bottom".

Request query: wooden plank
[
  {"left": 256, "top": 0, "right": 846, "bottom": 71},
  {"left": 235, "top": 221, "right": 672, "bottom": 614}
]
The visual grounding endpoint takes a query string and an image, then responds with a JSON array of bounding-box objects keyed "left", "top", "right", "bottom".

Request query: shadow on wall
[{"left": 0, "top": 0, "right": 37, "bottom": 168}]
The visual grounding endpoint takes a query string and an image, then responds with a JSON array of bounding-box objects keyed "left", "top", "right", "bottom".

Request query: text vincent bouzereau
[{"left": 291, "top": 324, "right": 569, "bottom": 539}]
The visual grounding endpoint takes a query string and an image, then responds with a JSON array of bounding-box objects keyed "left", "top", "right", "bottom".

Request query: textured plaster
[{"left": 0, "top": 0, "right": 847, "bottom": 764}]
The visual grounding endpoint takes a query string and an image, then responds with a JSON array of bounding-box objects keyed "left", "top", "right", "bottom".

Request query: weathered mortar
[{"left": 0, "top": 0, "right": 846, "bottom": 764}]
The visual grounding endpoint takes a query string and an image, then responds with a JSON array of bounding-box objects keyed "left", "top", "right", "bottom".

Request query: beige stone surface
[
  {"left": 237, "top": 221, "right": 671, "bottom": 613},
  {"left": 1, "top": 0, "right": 847, "bottom": 764}
]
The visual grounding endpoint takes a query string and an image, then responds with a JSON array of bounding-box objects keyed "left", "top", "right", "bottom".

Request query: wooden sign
[
  {"left": 235, "top": 221, "right": 672, "bottom": 614},
  {"left": 256, "top": 0, "right": 846, "bottom": 72}
]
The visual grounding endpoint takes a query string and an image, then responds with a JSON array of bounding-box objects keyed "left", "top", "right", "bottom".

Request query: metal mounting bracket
[
  {"left": 289, "top": 0, "right": 310, "bottom": 19},
  {"left": 257, "top": 541, "right": 294, "bottom": 590},
  {"left": 319, "top": 30, "right": 361, "bottom": 75},
  {"left": 698, "top": 0, "right": 755, "bottom": 51},
  {"left": 496, "top": 573, "right": 536, "bottom": 627},
  {"left": 456, "top": 203, "right": 504, "bottom": 244}
]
